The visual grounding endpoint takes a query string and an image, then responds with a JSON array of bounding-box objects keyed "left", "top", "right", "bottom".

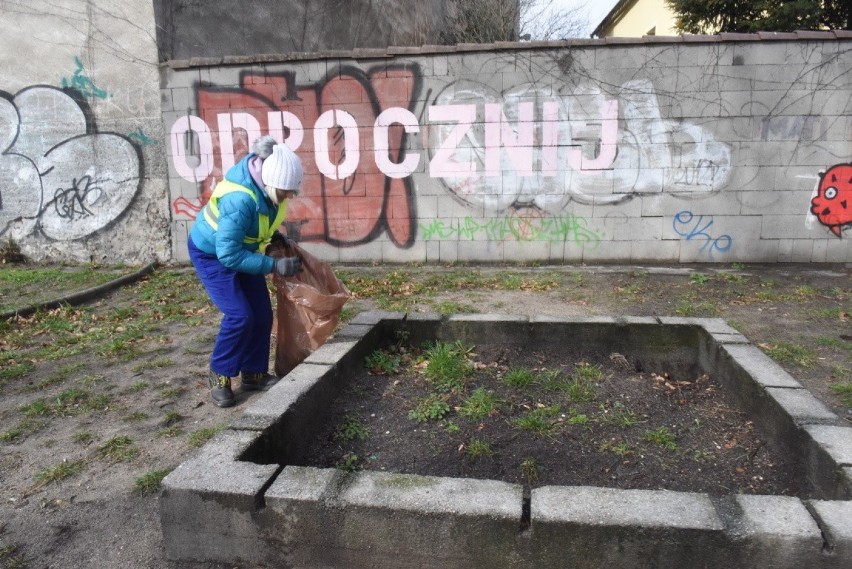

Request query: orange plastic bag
[{"left": 270, "top": 243, "right": 350, "bottom": 377}]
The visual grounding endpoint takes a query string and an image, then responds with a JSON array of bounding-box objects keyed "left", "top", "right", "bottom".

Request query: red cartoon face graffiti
[{"left": 811, "top": 164, "right": 852, "bottom": 237}]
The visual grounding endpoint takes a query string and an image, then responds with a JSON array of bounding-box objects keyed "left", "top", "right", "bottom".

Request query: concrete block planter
[{"left": 161, "top": 313, "right": 852, "bottom": 568}]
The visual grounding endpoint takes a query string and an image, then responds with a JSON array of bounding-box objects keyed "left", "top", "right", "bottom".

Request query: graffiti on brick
[
  {"left": 170, "top": 65, "right": 421, "bottom": 248},
  {"left": 419, "top": 214, "right": 602, "bottom": 247},
  {"left": 428, "top": 78, "right": 731, "bottom": 213},
  {"left": 0, "top": 86, "right": 141, "bottom": 241},
  {"left": 810, "top": 163, "right": 851, "bottom": 238},
  {"left": 169, "top": 65, "right": 731, "bottom": 248},
  {"left": 760, "top": 116, "right": 830, "bottom": 142},
  {"left": 673, "top": 210, "right": 733, "bottom": 257}
]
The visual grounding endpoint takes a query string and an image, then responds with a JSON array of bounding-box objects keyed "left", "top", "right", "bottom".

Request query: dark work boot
[
  {"left": 207, "top": 371, "right": 235, "bottom": 408},
  {"left": 240, "top": 371, "right": 279, "bottom": 391}
]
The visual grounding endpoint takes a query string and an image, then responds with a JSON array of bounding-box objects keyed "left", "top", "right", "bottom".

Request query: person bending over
[{"left": 187, "top": 135, "right": 302, "bottom": 408}]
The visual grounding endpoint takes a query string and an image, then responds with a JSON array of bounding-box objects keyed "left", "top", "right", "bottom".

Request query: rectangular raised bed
[{"left": 160, "top": 313, "right": 852, "bottom": 568}]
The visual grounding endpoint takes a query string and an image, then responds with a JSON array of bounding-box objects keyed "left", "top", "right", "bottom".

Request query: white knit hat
[{"left": 261, "top": 143, "right": 303, "bottom": 194}]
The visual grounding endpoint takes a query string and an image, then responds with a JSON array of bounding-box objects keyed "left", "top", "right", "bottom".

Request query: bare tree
[
  {"left": 441, "top": 0, "right": 519, "bottom": 43},
  {"left": 520, "top": 0, "right": 589, "bottom": 40},
  {"left": 442, "top": 0, "right": 588, "bottom": 44}
]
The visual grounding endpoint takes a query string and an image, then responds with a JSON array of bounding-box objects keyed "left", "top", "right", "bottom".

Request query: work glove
[
  {"left": 270, "top": 230, "right": 291, "bottom": 248},
  {"left": 274, "top": 256, "right": 302, "bottom": 277}
]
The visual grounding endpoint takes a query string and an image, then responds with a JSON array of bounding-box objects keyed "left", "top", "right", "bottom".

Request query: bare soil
[
  {"left": 0, "top": 263, "right": 848, "bottom": 569},
  {"left": 304, "top": 343, "right": 799, "bottom": 496}
]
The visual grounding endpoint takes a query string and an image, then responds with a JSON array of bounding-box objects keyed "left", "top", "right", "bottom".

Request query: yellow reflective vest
[{"left": 202, "top": 179, "right": 287, "bottom": 251}]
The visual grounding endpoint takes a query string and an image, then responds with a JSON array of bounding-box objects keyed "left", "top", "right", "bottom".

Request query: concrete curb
[
  {"left": 0, "top": 262, "right": 157, "bottom": 320},
  {"left": 161, "top": 313, "right": 852, "bottom": 568}
]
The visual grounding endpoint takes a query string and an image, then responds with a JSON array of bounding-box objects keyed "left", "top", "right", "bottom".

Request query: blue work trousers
[{"left": 188, "top": 237, "right": 272, "bottom": 377}]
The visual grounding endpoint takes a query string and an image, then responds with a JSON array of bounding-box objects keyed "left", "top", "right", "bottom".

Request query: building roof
[{"left": 592, "top": 0, "right": 639, "bottom": 38}]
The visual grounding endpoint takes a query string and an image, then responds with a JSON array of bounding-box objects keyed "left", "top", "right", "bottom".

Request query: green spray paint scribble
[
  {"left": 420, "top": 215, "right": 603, "bottom": 248},
  {"left": 128, "top": 130, "right": 156, "bottom": 146},
  {"left": 61, "top": 57, "right": 109, "bottom": 100},
  {"left": 420, "top": 220, "right": 455, "bottom": 240}
]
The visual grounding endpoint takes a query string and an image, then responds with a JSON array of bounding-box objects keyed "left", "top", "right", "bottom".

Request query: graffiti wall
[
  {"left": 165, "top": 36, "right": 851, "bottom": 264},
  {"left": 0, "top": 1, "right": 170, "bottom": 263}
]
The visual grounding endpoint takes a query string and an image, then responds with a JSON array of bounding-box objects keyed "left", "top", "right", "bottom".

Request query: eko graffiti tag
[
  {"left": 0, "top": 86, "right": 141, "bottom": 241},
  {"left": 673, "top": 210, "right": 733, "bottom": 257}
]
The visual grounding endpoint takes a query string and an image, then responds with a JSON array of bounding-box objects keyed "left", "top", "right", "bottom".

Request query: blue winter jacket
[{"left": 189, "top": 155, "right": 278, "bottom": 275}]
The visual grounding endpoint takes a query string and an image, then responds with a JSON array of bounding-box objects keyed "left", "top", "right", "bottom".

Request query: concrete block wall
[
  {"left": 163, "top": 33, "right": 852, "bottom": 265},
  {"left": 0, "top": 1, "right": 171, "bottom": 264},
  {"left": 1, "top": 8, "right": 848, "bottom": 266}
]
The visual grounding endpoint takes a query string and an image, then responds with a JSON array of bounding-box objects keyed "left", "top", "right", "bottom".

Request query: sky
[{"left": 550, "top": 0, "right": 620, "bottom": 36}]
